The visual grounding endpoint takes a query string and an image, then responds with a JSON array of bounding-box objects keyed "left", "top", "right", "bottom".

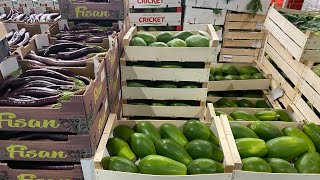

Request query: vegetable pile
[
  {"left": 102, "top": 120, "right": 224, "bottom": 175},
  {"left": 6, "top": 28, "right": 30, "bottom": 47},
  {"left": 0, "top": 9, "right": 60, "bottom": 23},
  {"left": 210, "top": 64, "right": 265, "bottom": 81},
  {"left": 231, "top": 122, "right": 320, "bottom": 173},
  {"left": 213, "top": 97, "right": 270, "bottom": 108},
  {"left": 281, "top": 12, "right": 320, "bottom": 36},
  {"left": 217, "top": 110, "right": 293, "bottom": 122},
  {"left": 24, "top": 42, "right": 106, "bottom": 67},
  {"left": 0, "top": 68, "right": 90, "bottom": 107},
  {"left": 54, "top": 22, "right": 118, "bottom": 43},
  {"left": 130, "top": 31, "right": 211, "bottom": 47}
]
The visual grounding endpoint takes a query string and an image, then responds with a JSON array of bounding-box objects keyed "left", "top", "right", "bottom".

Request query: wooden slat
[
  {"left": 121, "top": 66, "right": 210, "bottom": 82},
  {"left": 224, "top": 31, "right": 265, "bottom": 40},
  {"left": 208, "top": 79, "right": 270, "bottom": 91},
  {"left": 122, "top": 87, "right": 208, "bottom": 100},
  {"left": 219, "top": 55, "right": 257, "bottom": 63},
  {"left": 221, "top": 48, "right": 260, "bottom": 56},
  {"left": 223, "top": 39, "right": 262, "bottom": 48},
  {"left": 226, "top": 13, "right": 266, "bottom": 22}
]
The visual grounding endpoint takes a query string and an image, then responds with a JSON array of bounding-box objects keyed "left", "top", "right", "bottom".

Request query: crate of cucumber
[{"left": 123, "top": 24, "right": 219, "bottom": 62}]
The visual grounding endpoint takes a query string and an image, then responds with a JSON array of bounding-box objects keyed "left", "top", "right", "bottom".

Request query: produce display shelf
[
  {"left": 258, "top": 31, "right": 320, "bottom": 123},
  {"left": 220, "top": 117, "right": 320, "bottom": 180},
  {"left": 81, "top": 104, "right": 234, "bottom": 180},
  {"left": 123, "top": 24, "right": 219, "bottom": 62},
  {"left": 220, "top": 12, "right": 267, "bottom": 63},
  {"left": 264, "top": 7, "right": 320, "bottom": 63}
]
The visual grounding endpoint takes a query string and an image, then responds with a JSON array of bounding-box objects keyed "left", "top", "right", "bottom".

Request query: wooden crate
[
  {"left": 0, "top": 162, "right": 83, "bottom": 180},
  {"left": 220, "top": 117, "right": 320, "bottom": 179},
  {"left": 128, "top": 0, "right": 181, "bottom": 8},
  {"left": 259, "top": 31, "right": 320, "bottom": 123},
  {"left": 208, "top": 63, "right": 271, "bottom": 91},
  {"left": 123, "top": 24, "right": 219, "bottom": 62},
  {"left": 184, "top": 0, "right": 270, "bottom": 15},
  {"left": 0, "top": 97, "right": 110, "bottom": 162},
  {"left": 184, "top": 7, "right": 227, "bottom": 25},
  {"left": 264, "top": 7, "right": 320, "bottom": 63},
  {"left": 183, "top": 23, "right": 223, "bottom": 41},
  {"left": 211, "top": 105, "right": 305, "bottom": 123},
  {"left": 220, "top": 12, "right": 267, "bottom": 63},
  {"left": 81, "top": 105, "right": 234, "bottom": 180}
]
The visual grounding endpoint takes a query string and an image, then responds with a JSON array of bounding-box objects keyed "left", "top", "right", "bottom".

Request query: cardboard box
[
  {"left": 59, "top": 0, "right": 129, "bottom": 20},
  {"left": 0, "top": 22, "right": 10, "bottom": 63}
]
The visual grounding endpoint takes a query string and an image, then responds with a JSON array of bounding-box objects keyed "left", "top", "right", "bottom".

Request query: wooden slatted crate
[
  {"left": 220, "top": 117, "right": 320, "bottom": 179},
  {"left": 81, "top": 104, "right": 234, "bottom": 180},
  {"left": 264, "top": 7, "right": 320, "bottom": 63},
  {"left": 220, "top": 12, "right": 267, "bottom": 63}
]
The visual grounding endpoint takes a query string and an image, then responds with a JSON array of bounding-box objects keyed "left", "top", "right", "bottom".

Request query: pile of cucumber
[
  {"left": 213, "top": 98, "right": 270, "bottom": 108},
  {"left": 210, "top": 64, "right": 264, "bottom": 81},
  {"left": 102, "top": 120, "right": 224, "bottom": 175},
  {"left": 231, "top": 122, "right": 320, "bottom": 173},
  {"left": 216, "top": 110, "right": 293, "bottom": 122}
]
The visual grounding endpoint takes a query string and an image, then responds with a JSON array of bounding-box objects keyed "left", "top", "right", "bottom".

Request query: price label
[
  {"left": 35, "top": 34, "right": 49, "bottom": 50},
  {"left": 222, "top": 55, "right": 233, "bottom": 62},
  {"left": 256, "top": 23, "right": 264, "bottom": 30},
  {"left": 252, "top": 40, "right": 262, "bottom": 48},
  {"left": 270, "top": 87, "right": 284, "bottom": 100},
  {"left": 0, "top": 56, "right": 19, "bottom": 79}
]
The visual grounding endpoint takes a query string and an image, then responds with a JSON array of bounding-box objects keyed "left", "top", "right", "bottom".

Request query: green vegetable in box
[
  {"left": 295, "top": 152, "right": 320, "bottom": 173},
  {"left": 230, "top": 123, "right": 259, "bottom": 139},
  {"left": 156, "top": 32, "right": 174, "bottom": 43},
  {"left": 185, "top": 139, "right": 224, "bottom": 162},
  {"left": 131, "top": 133, "right": 156, "bottom": 158},
  {"left": 149, "top": 42, "right": 168, "bottom": 47},
  {"left": 185, "top": 35, "right": 210, "bottom": 47},
  {"left": 106, "top": 138, "right": 136, "bottom": 162},
  {"left": 174, "top": 31, "right": 193, "bottom": 41},
  {"left": 187, "top": 159, "right": 224, "bottom": 174},
  {"left": 231, "top": 111, "right": 260, "bottom": 121},
  {"left": 113, "top": 125, "right": 135, "bottom": 142},
  {"left": 134, "top": 122, "right": 161, "bottom": 144},
  {"left": 242, "top": 157, "right": 272, "bottom": 172},
  {"left": 134, "top": 32, "right": 156, "bottom": 45},
  {"left": 159, "top": 123, "right": 188, "bottom": 147},
  {"left": 250, "top": 122, "right": 284, "bottom": 141},
  {"left": 167, "top": 39, "right": 187, "bottom": 47},
  {"left": 236, "top": 138, "right": 268, "bottom": 158},
  {"left": 220, "top": 64, "right": 238, "bottom": 75},
  {"left": 267, "top": 158, "right": 298, "bottom": 173},
  {"left": 155, "top": 139, "right": 192, "bottom": 165},
  {"left": 237, "top": 99, "right": 255, "bottom": 108},
  {"left": 138, "top": 155, "right": 187, "bottom": 175}
]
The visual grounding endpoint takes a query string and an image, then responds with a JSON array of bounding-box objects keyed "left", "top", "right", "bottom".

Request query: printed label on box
[
  {"left": 129, "top": 0, "right": 181, "bottom": 8},
  {"left": 222, "top": 55, "right": 232, "bottom": 61},
  {"left": 35, "top": 34, "right": 49, "bottom": 49},
  {"left": 252, "top": 40, "right": 262, "bottom": 48},
  {"left": 256, "top": 23, "right": 264, "bottom": 30},
  {"left": 129, "top": 12, "right": 181, "bottom": 26},
  {"left": 0, "top": 56, "right": 19, "bottom": 79},
  {"left": 270, "top": 87, "right": 284, "bottom": 100}
]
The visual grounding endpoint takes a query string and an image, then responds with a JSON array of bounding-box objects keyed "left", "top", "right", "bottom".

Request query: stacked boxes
[
  {"left": 121, "top": 25, "right": 219, "bottom": 119},
  {"left": 128, "top": 0, "right": 182, "bottom": 31}
]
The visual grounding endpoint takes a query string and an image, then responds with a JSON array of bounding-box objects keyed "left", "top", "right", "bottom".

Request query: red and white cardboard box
[
  {"left": 129, "top": 12, "right": 181, "bottom": 26},
  {"left": 129, "top": 0, "right": 181, "bottom": 8}
]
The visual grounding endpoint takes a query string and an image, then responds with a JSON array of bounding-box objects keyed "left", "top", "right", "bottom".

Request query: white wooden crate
[
  {"left": 220, "top": 117, "right": 320, "bottom": 180},
  {"left": 264, "top": 7, "right": 320, "bottom": 63},
  {"left": 183, "top": 23, "right": 223, "bottom": 41},
  {"left": 129, "top": 0, "right": 181, "bottom": 8},
  {"left": 123, "top": 25, "right": 219, "bottom": 62},
  {"left": 184, "top": 7, "right": 227, "bottom": 25},
  {"left": 81, "top": 105, "right": 234, "bottom": 180}
]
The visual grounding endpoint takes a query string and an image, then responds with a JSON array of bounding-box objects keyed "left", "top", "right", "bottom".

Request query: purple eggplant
[
  {"left": 0, "top": 95, "right": 59, "bottom": 107},
  {"left": 57, "top": 47, "right": 101, "bottom": 60},
  {"left": 43, "top": 43, "right": 87, "bottom": 57},
  {"left": 26, "top": 59, "right": 47, "bottom": 66},
  {"left": 20, "top": 69, "right": 72, "bottom": 81},
  {"left": 10, "top": 87, "right": 59, "bottom": 98},
  {"left": 17, "top": 32, "right": 30, "bottom": 46}
]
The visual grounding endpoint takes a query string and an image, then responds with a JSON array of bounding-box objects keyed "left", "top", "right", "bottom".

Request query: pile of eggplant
[
  {"left": 0, "top": 68, "right": 90, "bottom": 107},
  {"left": 55, "top": 22, "right": 117, "bottom": 43},
  {"left": 24, "top": 42, "right": 106, "bottom": 67},
  {"left": 0, "top": 9, "right": 60, "bottom": 23},
  {"left": 6, "top": 28, "right": 30, "bottom": 47}
]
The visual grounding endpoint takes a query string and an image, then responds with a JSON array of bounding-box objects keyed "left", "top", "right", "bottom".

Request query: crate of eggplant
[
  {"left": 47, "top": 19, "right": 120, "bottom": 44},
  {"left": 16, "top": 33, "right": 108, "bottom": 68},
  {"left": 0, "top": 64, "right": 110, "bottom": 162}
]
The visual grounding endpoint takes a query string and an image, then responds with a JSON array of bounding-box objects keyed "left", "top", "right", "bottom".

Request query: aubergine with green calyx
[
  {"left": 0, "top": 95, "right": 59, "bottom": 107},
  {"left": 20, "top": 69, "right": 71, "bottom": 81}
]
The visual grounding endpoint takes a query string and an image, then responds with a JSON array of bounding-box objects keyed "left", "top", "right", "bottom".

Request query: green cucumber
[
  {"left": 159, "top": 123, "right": 188, "bottom": 147},
  {"left": 235, "top": 138, "right": 268, "bottom": 158},
  {"left": 155, "top": 139, "right": 192, "bottom": 165},
  {"left": 230, "top": 123, "right": 259, "bottom": 139},
  {"left": 242, "top": 157, "right": 272, "bottom": 172},
  {"left": 295, "top": 152, "right": 320, "bottom": 173},
  {"left": 106, "top": 138, "right": 136, "bottom": 162},
  {"left": 231, "top": 111, "right": 260, "bottom": 121},
  {"left": 185, "top": 139, "right": 223, "bottom": 162},
  {"left": 131, "top": 133, "right": 156, "bottom": 158},
  {"left": 135, "top": 122, "right": 161, "bottom": 143},
  {"left": 283, "top": 127, "right": 316, "bottom": 152},
  {"left": 250, "top": 122, "right": 284, "bottom": 141},
  {"left": 271, "top": 109, "right": 293, "bottom": 122},
  {"left": 254, "top": 111, "right": 279, "bottom": 121},
  {"left": 266, "top": 136, "right": 308, "bottom": 161},
  {"left": 303, "top": 122, "right": 320, "bottom": 153},
  {"left": 267, "top": 158, "right": 298, "bottom": 173},
  {"left": 138, "top": 155, "right": 187, "bottom": 175},
  {"left": 187, "top": 158, "right": 224, "bottom": 174},
  {"left": 108, "top": 156, "right": 139, "bottom": 173},
  {"left": 183, "top": 120, "right": 211, "bottom": 141},
  {"left": 113, "top": 125, "right": 135, "bottom": 142}
]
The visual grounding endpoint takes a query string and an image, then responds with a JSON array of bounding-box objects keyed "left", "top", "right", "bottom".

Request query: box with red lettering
[{"left": 128, "top": 0, "right": 182, "bottom": 27}]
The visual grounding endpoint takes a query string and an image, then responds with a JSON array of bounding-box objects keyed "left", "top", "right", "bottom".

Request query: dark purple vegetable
[
  {"left": 60, "top": 28, "right": 99, "bottom": 34},
  {"left": 85, "top": 37, "right": 104, "bottom": 43},
  {"left": 15, "top": 133, "right": 68, "bottom": 141},
  {"left": 16, "top": 13, "right": 26, "bottom": 21},
  {"left": 6, "top": 30, "right": 15, "bottom": 41},
  {"left": 57, "top": 46, "right": 101, "bottom": 60},
  {"left": 20, "top": 69, "right": 71, "bottom": 81},
  {"left": 0, "top": 14, "right": 7, "bottom": 20},
  {"left": 8, "top": 28, "right": 26, "bottom": 46},
  {"left": 26, "top": 59, "right": 47, "bottom": 66},
  {"left": 23, "top": 80, "right": 57, "bottom": 88},
  {"left": 13, "top": 95, "right": 39, "bottom": 100},
  {"left": 0, "top": 95, "right": 59, "bottom": 107},
  {"left": 10, "top": 87, "right": 59, "bottom": 98},
  {"left": 74, "top": 75, "right": 91, "bottom": 85},
  {"left": 58, "top": 34, "right": 90, "bottom": 42},
  {"left": 47, "top": 68, "right": 76, "bottom": 76},
  {"left": 43, "top": 43, "right": 87, "bottom": 57},
  {"left": 17, "top": 32, "right": 30, "bottom": 46},
  {"left": 26, "top": 51, "right": 87, "bottom": 66},
  {"left": 47, "top": 85, "right": 76, "bottom": 91},
  {"left": 25, "top": 76, "right": 74, "bottom": 85}
]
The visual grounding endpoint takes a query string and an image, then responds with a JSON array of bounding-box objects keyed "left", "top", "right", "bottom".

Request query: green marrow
[
  {"left": 131, "top": 133, "right": 156, "bottom": 158},
  {"left": 250, "top": 122, "right": 284, "bottom": 141},
  {"left": 185, "top": 139, "right": 223, "bottom": 162},
  {"left": 159, "top": 123, "right": 188, "bottom": 147},
  {"left": 187, "top": 158, "right": 224, "bottom": 174},
  {"left": 235, "top": 138, "right": 268, "bottom": 158},
  {"left": 135, "top": 122, "right": 161, "bottom": 143}
]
